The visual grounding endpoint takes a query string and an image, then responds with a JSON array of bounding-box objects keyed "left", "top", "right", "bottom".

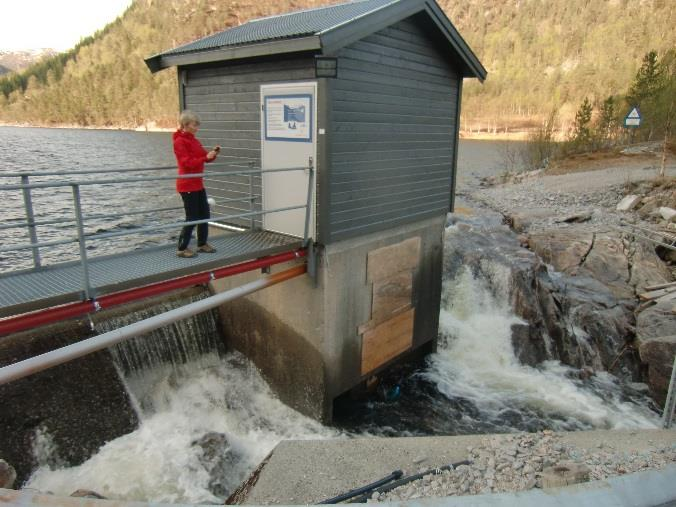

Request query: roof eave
[
  {"left": 317, "top": 0, "right": 486, "bottom": 82},
  {"left": 319, "top": 0, "right": 426, "bottom": 55},
  {"left": 422, "top": 1, "right": 487, "bottom": 82},
  {"left": 145, "top": 36, "right": 322, "bottom": 73}
]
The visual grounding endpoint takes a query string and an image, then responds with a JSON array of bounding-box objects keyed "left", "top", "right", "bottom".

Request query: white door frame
[{"left": 260, "top": 81, "right": 317, "bottom": 239}]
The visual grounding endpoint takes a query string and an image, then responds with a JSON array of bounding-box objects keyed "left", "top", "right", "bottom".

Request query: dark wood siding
[
  {"left": 182, "top": 58, "right": 315, "bottom": 228},
  {"left": 327, "top": 18, "right": 459, "bottom": 242}
]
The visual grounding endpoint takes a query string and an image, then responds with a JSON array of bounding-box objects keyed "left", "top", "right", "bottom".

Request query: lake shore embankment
[{"left": 0, "top": 121, "right": 174, "bottom": 132}]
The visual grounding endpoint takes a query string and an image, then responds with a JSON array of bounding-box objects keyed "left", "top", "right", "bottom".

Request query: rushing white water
[
  {"left": 425, "top": 264, "right": 660, "bottom": 430},
  {"left": 23, "top": 221, "right": 661, "bottom": 503},
  {"left": 26, "top": 352, "right": 338, "bottom": 504}
]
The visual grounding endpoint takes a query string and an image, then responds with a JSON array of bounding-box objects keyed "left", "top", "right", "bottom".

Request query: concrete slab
[
  {"left": 243, "top": 430, "right": 676, "bottom": 505},
  {"left": 4, "top": 465, "right": 676, "bottom": 507}
]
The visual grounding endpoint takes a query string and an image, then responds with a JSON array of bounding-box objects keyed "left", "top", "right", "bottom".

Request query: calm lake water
[
  {"left": 0, "top": 127, "right": 177, "bottom": 272},
  {"left": 0, "top": 126, "right": 512, "bottom": 272}
]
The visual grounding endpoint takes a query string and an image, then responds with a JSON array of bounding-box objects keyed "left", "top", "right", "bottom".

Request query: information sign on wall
[{"left": 264, "top": 94, "right": 313, "bottom": 142}]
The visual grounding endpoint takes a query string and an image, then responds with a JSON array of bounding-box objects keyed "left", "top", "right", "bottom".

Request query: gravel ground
[
  {"left": 372, "top": 431, "right": 676, "bottom": 502},
  {"left": 468, "top": 158, "right": 676, "bottom": 234}
]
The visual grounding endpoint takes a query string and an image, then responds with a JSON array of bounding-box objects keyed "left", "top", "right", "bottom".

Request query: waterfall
[
  {"left": 24, "top": 288, "right": 337, "bottom": 504},
  {"left": 424, "top": 264, "right": 659, "bottom": 431},
  {"left": 95, "top": 288, "right": 226, "bottom": 376}
]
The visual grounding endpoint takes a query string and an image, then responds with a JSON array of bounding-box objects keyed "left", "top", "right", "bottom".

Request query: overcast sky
[{"left": 0, "top": 0, "right": 133, "bottom": 52}]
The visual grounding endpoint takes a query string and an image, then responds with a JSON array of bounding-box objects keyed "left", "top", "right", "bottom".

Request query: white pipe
[{"left": 0, "top": 265, "right": 305, "bottom": 386}]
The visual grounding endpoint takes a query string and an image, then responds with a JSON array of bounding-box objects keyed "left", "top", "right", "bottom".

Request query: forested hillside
[
  {"left": 0, "top": 0, "right": 674, "bottom": 129},
  {"left": 0, "top": 65, "right": 10, "bottom": 76}
]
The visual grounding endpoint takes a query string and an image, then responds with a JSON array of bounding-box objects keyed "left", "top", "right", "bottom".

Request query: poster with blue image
[{"left": 264, "top": 94, "right": 312, "bottom": 142}]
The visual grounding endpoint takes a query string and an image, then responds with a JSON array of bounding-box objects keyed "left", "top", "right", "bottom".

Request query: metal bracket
[
  {"left": 87, "top": 313, "right": 96, "bottom": 332},
  {"left": 307, "top": 241, "right": 319, "bottom": 287}
]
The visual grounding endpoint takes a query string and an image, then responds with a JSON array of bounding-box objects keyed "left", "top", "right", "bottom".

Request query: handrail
[
  {"left": 0, "top": 166, "right": 309, "bottom": 191},
  {"left": 0, "top": 165, "right": 178, "bottom": 178},
  {"left": 0, "top": 162, "right": 260, "bottom": 178},
  {"left": 0, "top": 157, "right": 316, "bottom": 301},
  {"left": 0, "top": 205, "right": 306, "bottom": 254},
  {"left": 0, "top": 164, "right": 307, "bottom": 180}
]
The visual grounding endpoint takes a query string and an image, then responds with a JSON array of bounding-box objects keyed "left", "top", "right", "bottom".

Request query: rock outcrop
[
  {"left": 638, "top": 335, "right": 676, "bottom": 405},
  {"left": 445, "top": 212, "right": 640, "bottom": 377}
]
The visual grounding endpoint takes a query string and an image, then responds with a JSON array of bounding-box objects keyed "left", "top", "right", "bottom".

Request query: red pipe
[{"left": 0, "top": 248, "right": 306, "bottom": 337}]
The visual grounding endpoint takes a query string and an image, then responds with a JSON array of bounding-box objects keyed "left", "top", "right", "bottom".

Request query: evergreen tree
[
  {"left": 571, "top": 97, "right": 593, "bottom": 148},
  {"left": 626, "top": 51, "right": 662, "bottom": 106},
  {"left": 596, "top": 96, "right": 618, "bottom": 146}
]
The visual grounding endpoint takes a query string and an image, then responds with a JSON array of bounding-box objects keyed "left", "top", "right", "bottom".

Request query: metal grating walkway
[{"left": 0, "top": 230, "right": 302, "bottom": 318}]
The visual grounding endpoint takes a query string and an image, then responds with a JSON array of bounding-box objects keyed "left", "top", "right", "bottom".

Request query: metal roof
[
  {"left": 145, "top": 0, "right": 487, "bottom": 81},
  {"left": 162, "top": 0, "right": 398, "bottom": 57}
]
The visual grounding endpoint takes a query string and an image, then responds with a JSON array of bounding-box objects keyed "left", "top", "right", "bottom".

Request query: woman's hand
[{"left": 206, "top": 149, "right": 218, "bottom": 161}]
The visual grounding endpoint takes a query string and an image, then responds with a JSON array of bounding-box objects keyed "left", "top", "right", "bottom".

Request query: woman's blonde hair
[{"left": 179, "top": 110, "right": 200, "bottom": 128}]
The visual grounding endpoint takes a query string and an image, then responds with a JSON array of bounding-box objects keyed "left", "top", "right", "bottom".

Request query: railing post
[
  {"left": 21, "top": 175, "right": 41, "bottom": 268},
  {"left": 71, "top": 184, "right": 93, "bottom": 300},
  {"left": 303, "top": 156, "right": 315, "bottom": 247},
  {"left": 249, "top": 162, "right": 256, "bottom": 231},
  {"left": 663, "top": 356, "right": 676, "bottom": 429}
]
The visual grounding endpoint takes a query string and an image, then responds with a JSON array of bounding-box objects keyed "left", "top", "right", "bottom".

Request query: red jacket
[{"left": 173, "top": 129, "right": 214, "bottom": 193}]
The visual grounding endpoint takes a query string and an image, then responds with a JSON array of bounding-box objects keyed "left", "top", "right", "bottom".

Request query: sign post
[
  {"left": 624, "top": 107, "right": 642, "bottom": 128},
  {"left": 624, "top": 107, "right": 641, "bottom": 144}
]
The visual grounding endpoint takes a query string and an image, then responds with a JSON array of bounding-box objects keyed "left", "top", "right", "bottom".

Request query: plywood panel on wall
[
  {"left": 371, "top": 272, "right": 413, "bottom": 325},
  {"left": 367, "top": 236, "right": 421, "bottom": 282},
  {"left": 361, "top": 308, "right": 415, "bottom": 375},
  {"left": 359, "top": 236, "right": 421, "bottom": 375}
]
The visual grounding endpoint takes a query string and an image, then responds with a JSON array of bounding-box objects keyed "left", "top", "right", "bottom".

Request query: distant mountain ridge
[
  {"left": 0, "top": 49, "right": 57, "bottom": 73},
  {"left": 0, "top": 65, "right": 10, "bottom": 76},
  {"left": 0, "top": 0, "right": 674, "bottom": 129}
]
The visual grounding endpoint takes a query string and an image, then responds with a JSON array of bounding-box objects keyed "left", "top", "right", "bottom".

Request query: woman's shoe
[
  {"left": 198, "top": 243, "right": 216, "bottom": 253},
  {"left": 177, "top": 248, "right": 197, "bottom": 258}
]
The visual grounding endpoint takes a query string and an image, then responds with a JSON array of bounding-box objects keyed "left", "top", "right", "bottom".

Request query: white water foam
[
  {"left": 26, "top": 352, "right": 338, "bottom": 504},
  {"left": 424, "top": 264, "right": 659, "bottom": 430}
]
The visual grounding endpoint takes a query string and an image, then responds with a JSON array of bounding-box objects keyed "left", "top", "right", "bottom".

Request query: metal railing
[{"left": 0, "top": 158, "right": 315, "bottom": 300}]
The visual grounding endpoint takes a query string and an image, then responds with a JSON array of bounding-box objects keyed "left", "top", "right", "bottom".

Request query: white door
[{"left": 260, "top": 82, "right": 317, "bottom": 238}]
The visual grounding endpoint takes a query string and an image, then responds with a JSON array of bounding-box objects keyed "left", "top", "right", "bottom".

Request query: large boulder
[
  {"left": 638, "top": 335, "right": 676, "bottom": 406},
  {"left": 578, "top": 234, "right": 634, "bottom": 301},
  {"left": 628, "top": 240, "right": 673, "bottom": 294},
  {"left": 527, "top": 231, "right": 594, "bottom": 276},
  {"left": 192, "top": 431, "right": 245, "bottom": 499},
  {"left": 637, "top": 297, "right": 676, "bottom": 341},
  {"left": 0, "top": 459, "right": 16, "bottom": 489}
]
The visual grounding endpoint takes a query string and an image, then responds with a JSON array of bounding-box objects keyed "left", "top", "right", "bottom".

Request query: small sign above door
[{"left": 264, "top": 94, "right": 313, "bottom": 142}]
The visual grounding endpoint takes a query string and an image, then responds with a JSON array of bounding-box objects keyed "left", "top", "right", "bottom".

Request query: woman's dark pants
[{"left": 178, "top": 189, "right": 210, "bottom": 251}]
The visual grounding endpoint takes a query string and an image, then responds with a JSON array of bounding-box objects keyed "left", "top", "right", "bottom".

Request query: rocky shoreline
[{"left": 462, "top": 149, "right": 675, "bottom": 405}]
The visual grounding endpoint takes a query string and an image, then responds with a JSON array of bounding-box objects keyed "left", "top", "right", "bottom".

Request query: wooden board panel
[
  {"left": 367, "top": 237, "right": 421, "bottom": 281},
  {"left": 371, "top": 271, "right": 413, "bottom": 324},
  {"left": 361, "top": 308, "right": 415, "bottom": 375}
]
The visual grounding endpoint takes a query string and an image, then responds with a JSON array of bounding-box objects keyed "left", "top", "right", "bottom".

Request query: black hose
[
  {"left": 348, "top": 460, "right": 472, "bottom": 503},
  {"left": 318, "top": 470, "right": 403, "bottom": 504}
]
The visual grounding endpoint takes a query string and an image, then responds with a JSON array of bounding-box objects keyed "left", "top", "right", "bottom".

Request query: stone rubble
[{"left": 371, "top": 432, "right": 676, "bottom": 502}]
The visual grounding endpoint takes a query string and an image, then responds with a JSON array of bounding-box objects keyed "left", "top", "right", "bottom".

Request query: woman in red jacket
[{"left": 173, "top": 110, "right": 220, "bottom": 258}]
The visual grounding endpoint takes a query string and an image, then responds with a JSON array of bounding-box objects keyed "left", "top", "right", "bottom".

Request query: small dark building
[{"left": 146, "top": 0, "right": 486, "bottom": 421}]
